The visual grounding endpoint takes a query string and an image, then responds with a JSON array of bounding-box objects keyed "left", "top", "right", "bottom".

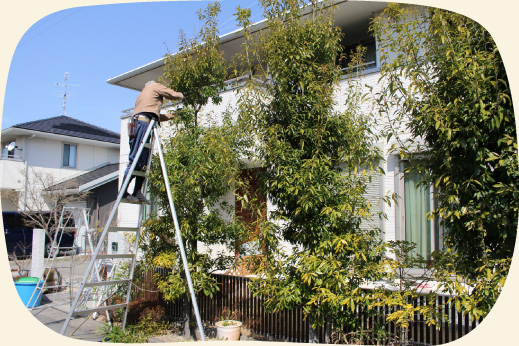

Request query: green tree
[
  {"left": 141, "top": 2, "right": 252, "bottom": 339},
  {"left": 371, "top": 4, "right": 517, "bottom": 318},
  {"left": 235, "top": 0, "right": 388, "bottom": 339}
]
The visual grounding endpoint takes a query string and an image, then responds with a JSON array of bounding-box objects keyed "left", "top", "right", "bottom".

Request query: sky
[{"left": 1, "top": 0, "right": 264, "bottom": 134}]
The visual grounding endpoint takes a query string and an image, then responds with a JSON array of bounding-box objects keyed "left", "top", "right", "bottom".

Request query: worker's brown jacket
[{"left": 132, "top": 82, "right": 183, "bottom": 121}]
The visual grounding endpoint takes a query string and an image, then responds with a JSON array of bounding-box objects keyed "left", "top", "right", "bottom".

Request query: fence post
[
  {"left": 309, "top": 316, "right": 318, "bottom": 343},
  {"left": 324, "top": 316, "right": 331, "bottom": 343}
]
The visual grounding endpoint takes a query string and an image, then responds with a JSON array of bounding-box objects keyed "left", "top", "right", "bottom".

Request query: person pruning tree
[{"left": 122, "top": 80, "right": 184, "bottom": 204}]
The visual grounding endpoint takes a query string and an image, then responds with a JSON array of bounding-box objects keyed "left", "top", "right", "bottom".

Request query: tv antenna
[{"left": 55, "top": 72, "right": 80, "bottom": 116}]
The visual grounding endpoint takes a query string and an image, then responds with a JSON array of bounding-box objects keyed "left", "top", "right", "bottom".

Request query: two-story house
[
  {"left": 106, "top": 1, "right": 441, "bottom": 265},
  {"left": 1, "top": 115, "right": 120, "bottom": 252}
]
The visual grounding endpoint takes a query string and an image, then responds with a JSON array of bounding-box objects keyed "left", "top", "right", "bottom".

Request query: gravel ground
[
  {"left": 152, "top": 331, "right": 191, "bottom": 342},
  {"left": 147, "top": 323, "right": 264, "bottom": 342}
]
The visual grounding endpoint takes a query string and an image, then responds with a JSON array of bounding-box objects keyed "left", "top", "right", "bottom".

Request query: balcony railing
[{"left": 0, "top": 153, "right": 24, "bottom": 161}]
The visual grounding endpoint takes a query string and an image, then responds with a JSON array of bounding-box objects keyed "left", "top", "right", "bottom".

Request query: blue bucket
[{"left": 15, "top": 277, "right": 44, "bottom": 308}]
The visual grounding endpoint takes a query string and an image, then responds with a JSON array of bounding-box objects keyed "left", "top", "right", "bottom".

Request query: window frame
[{"left": 62, "top": 143, "right": 78, "bottom": 168}]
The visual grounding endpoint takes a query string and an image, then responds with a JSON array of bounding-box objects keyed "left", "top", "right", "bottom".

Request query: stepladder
[
  {"left": 59, "top": 117, "right": 206, "bottom": 341},
  {"left": 26, "top": 206, "right": 85, "bottom": 309}
]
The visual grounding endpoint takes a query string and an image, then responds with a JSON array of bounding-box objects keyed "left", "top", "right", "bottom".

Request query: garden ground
[{"left": 28, "top": 289, "right": 263, "bottom": 342}]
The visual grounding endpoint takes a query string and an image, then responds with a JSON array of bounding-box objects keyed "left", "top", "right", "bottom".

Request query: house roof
[
  {"left": 49, "top": 163, "right": 120, "bottom": 193},
  {"left": 10, "top": 116, "right": 120, "bottom": 144}
]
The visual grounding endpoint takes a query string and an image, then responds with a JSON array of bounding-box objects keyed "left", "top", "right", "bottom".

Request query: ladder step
[
  {"left": 71, "top": 303, "right": 128, "bottom": 316},
  {"left": 107, "top": 226, "right": 139, "bottom": 233},
  {"left": 132, "top": 170, "right": 147, "bottom": 177},
  {"left": 97, "top": 254, "right": 135, "bottom": 259},
  {"left": 121, "top": 199, "right": 145, "bottom": 204},
  {"left": 43, "top": 284, "right": 68, "bottom": 289},
  {"left": 84, "top": 279, "right": 129, "bottom": 288},
  {"left": 143, "top": 143, "right": 152, "bottom": 149}
]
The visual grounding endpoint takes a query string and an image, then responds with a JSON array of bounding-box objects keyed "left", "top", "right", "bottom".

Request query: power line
[
  {"left": 218, "top": 1, "right": 260, "bottom": 34},
  {"left": 19, "top": 8, "right": 82, "bottom": 47}
]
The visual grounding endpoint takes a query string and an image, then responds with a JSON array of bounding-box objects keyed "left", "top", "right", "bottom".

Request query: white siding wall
[
  {"left": 198, "top": 190, "right": 235, "bottom": 258},
  {"left": 0, "top": 159, "right": 25, "bottom": 191},
  {"left": 117, "top": 115, "right": 134, "bottom": 223},
  {"left": 23, "top": 135, "right": 118, "bottom": 179},
  {"left": 0, "top": 158, "right": 25, "bottom": 211},
  {"left": 114, "top": 116, "right": 143, "bottom": 255}
]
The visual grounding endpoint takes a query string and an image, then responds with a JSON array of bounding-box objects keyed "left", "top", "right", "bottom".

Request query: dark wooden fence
[{"left": 131, "top": 267, "right": 482, "bottom": 345}]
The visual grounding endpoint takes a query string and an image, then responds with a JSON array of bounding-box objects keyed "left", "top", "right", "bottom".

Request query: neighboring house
[
  {"left": 0, "top": 115, "right": 120, "bottom": 252},
  {"left": 106, "top": 2, "right": 440, "bottom": 263}
]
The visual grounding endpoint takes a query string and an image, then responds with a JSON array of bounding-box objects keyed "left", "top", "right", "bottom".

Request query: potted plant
[{"left": 216, "top": 310, "right": 242, "bottom": 341}]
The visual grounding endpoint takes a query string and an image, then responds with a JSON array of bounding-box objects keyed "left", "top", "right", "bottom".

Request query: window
[
  {"left": 395, "top": 160, "right": 442, "bottom": 262},
  {"left": 62, "top": 144, "right": 77, "bottom": 168},
  {"left": 340, "top": 40, "right": 377, "bottom": 72}
]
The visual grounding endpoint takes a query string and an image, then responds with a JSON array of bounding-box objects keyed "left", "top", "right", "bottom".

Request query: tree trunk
[
  {"left": 182, "top": 291, "right": 197, "bottom": 339},
  {"left": 181, "top": 238, "right": 199, "bottom": 340}
]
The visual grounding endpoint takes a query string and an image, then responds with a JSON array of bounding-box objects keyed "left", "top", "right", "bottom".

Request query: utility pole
[{"left": 55, "top": 72, "right": 80, "bottom": 116}]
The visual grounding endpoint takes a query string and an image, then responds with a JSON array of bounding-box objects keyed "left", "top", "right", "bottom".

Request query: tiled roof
[
  {"left": 49, "top": 163, "right": 119, "bottom": 191},
  {"left": 13, "top": 116, "right": 120, "bottom": 144}
]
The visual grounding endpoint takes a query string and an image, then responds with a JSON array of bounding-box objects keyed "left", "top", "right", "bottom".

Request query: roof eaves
[
  {"left": 1, "top": 127, "right": 120, "bottom": 148},
  {"left": 106, "top": 57, "right": 166, "bottom": 88},
  {"left": 11, "top": 116, "right": 120, "bottom": 144},
  {"left": 79, "top": 171, "right": 119, "bottom": 192},
  {"left": 106, "top": 16, "right": 268, "bottom": 88}
]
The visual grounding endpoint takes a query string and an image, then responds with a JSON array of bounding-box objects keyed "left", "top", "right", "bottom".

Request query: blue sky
[{"left": 1, "top": 1, "right": 264, "bottom": 134}]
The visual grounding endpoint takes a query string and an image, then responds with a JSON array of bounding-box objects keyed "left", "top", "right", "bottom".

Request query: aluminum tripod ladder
[
  {"left": 59, "top": 118, "right": 206, "bottom": 341},
  {"left": 26, "top": 206, "right": 84, "bottom": 309}
]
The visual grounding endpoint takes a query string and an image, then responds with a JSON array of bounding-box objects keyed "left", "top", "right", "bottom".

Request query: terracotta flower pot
[{"left": 216, "top": 320, "right": 242, "bottom": 341}]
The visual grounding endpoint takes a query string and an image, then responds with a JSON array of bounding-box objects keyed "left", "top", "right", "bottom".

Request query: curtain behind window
[
  {"left": 63, "top": 144, "right": 70, "bottom": 166},
  {"left": 404, "top": 171, "right": 431, "bottom": 260}
]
